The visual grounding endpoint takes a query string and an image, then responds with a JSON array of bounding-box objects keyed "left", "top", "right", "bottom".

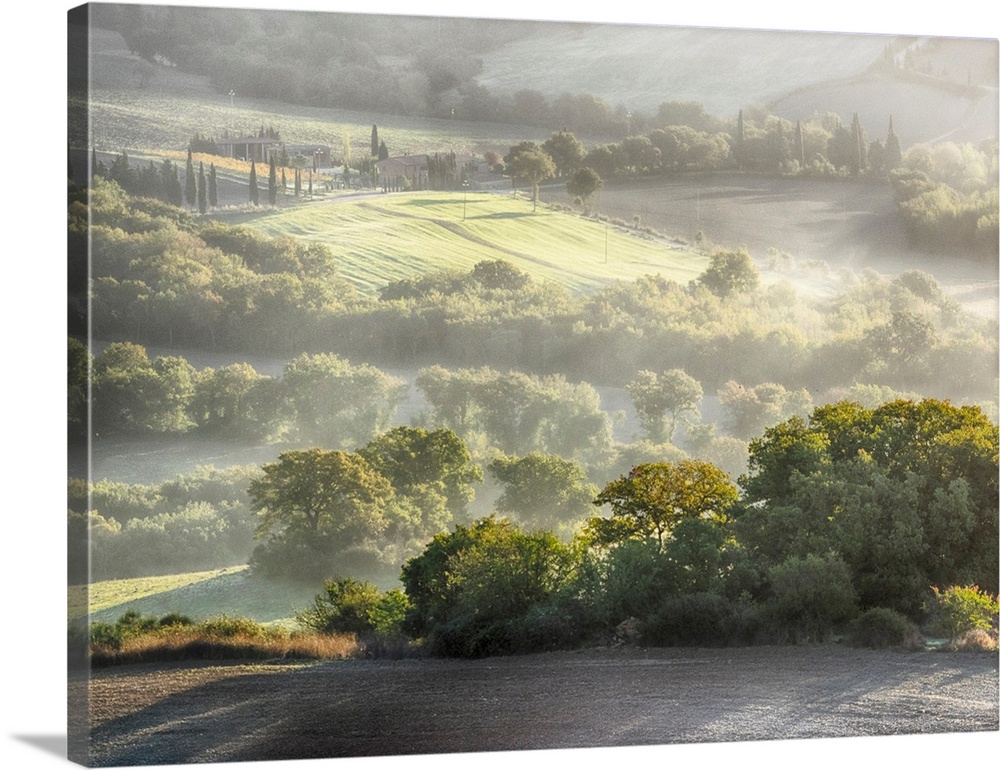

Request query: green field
[
  {"left": 243, "top": 191, "right": 709, "bottom": 296},
  {"left": 70, "top": 567, "right": 318, "bottom": 627}
]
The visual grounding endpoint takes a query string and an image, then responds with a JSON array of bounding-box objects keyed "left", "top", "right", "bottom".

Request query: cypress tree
[
  {"left": 198, "top": 162, "right": 207, "bottom": 214},
  {"left": 268, "top": 156, "right": 277, "bottom": 205},
  {"left": 249, "top": 159, "right": 259, "bottom": 205},
  {"left": 281, "top": 167, "right": 287, "bottom": 192},
  {"left": 794, "top": 120, "right": 805, "bottom": 167},
  {"left": 185, "top": 147, "right": 196, "bottom": 207},
  {"left": 208, "top": 163, "right": 218, "bottom": 208},
  {"left": 371, "top": 124, "right": 379, "bottom": 159},
  {"left": 885, "top": 116, "right": 902, "bottom": 170},
  {"left": 378, "top": 140, "right": 389, "bottom": 161}
]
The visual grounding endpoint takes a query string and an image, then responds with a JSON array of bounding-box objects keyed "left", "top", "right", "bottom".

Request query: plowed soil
[{"left": 83, "top": 645, "right": 998, "bottom": 766}]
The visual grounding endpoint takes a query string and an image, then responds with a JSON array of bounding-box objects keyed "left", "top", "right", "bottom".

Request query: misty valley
[{"left": 67, "top": 5, "right": 999, "bottom": 764}]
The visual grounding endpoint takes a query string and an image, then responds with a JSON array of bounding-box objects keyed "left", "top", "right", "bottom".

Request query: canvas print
[{"left": 67, "top": 2, "right": 999, "bottom": 767}]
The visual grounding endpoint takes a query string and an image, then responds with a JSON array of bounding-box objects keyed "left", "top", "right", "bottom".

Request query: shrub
[
  {"left": 642, "top": 592, "right": 758, "bottom": 647},
  {"left": 296, "top": 578, "right": 409, "bottom": 638},
  {"left": 762, "top": 554, "right": 858, "bottom": 643},
  {"left": 930, "top": 585, "right": 999, "bottom": 641},
  {"left": 197, "top": 615, "right": 270, "bottom": 639},
  {"left": 948, "top": 628, "right": 999, "bottom": 652},
  {"left": 849, "top": 607, "right": 923, "bottom": 649}
]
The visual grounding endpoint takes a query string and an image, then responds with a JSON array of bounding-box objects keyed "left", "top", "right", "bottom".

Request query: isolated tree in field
[
  {"left": 197, "top": 162, "right": 207, "bottom": 214},
  {"left": 697, "top": 248, "right": 759, "bottom": 298},
  {"left": 506, "top": 145, "right": 556, "bottom": 211},
  {"left": 627, "top": 368, "right": 703, "bottom": 443},
  {"left": 588, "top": 460, "right": 737, "bottom": 551},
  {"left": 566, "top": 167, "right": 603, "bottom": 211},
  {"left": 268, "top": 156, "right": 277, "bottom": 205},
  {"left": 185, "top": 147, "right": 196, "bottom": 208},
  {"left": 208, "top": 163, "right": 217, "bottom": 208},
  {"left": 248, "top": 159, "right": 259, "bottom": 206}
]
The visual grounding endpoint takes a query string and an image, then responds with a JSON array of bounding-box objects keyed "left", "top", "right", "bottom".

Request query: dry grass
[
  {"left": 91, "top": 627, "right": 360, "bottom": 668},
  {"left": 948, "top": 628, "right": 999, "bottom": 653}
]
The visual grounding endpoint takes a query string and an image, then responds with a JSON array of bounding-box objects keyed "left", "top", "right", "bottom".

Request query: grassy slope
[
  {"left": 70, "top": 566, "right": 319, "bottom": 627},
  {"left": 245, "top": 191, "right": 709, "bottom": 296}
]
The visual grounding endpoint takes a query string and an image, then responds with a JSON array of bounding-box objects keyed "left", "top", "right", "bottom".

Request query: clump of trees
[{"left": 386, "top": 398, "right": 997, "bottom": 656}]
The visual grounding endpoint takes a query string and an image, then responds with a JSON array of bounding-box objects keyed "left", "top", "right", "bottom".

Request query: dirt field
[{"left": 83, "top": 645, "right": 998, "bottom": 766}]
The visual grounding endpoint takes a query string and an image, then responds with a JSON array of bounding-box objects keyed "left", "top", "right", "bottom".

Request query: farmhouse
[
  {"left": 217, "top": 135, "right": 279, "bottom": 162},
  {"left": 375, "top": 153, "right": 503, "bottom": 190}
]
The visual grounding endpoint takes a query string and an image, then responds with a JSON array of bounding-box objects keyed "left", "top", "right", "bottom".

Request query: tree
[
  {"left": 268, "top": 156, "right": 277, "bottom": 205},
  {"left": 370, "top": 124, "right": 379, "bottom": 160},
  {"left": 282, "top": 352, "right": 404, "bottom": 447},
  {"left": 250, "top": 448, "right": 394, "bottom": 548},
  {"left": 185, "top": 147, "right": 196, "bottom": 208},
  {"left": 378, "top": 140, "right": 389, "bottom": 161},
  {"left": 588, "top": 460, "right": 738, "bottom": 551},
  {"left": 627, "top": 368, "right": 703, "bottom": 443},
  {"left": 359, "top": 426, "right": 483, "bottom": 519},
  {"left": 208, "top": 163, "right": 218, "bottom": 208},
  {"left": 885, "top": 116, "right": 903, "bottom": 170},
  {"left": 488, "top": 452, "right": 598, "bottom": 534},
  {"left": 542, "top": 130, "right": 586, "bottom": 176},
  {"left": 697, "top": 248, "right": 759, "bottom": 298},
  {"left": 506, "top": 145, "right": 556, "bottom": 211},
  {"left": 248, "top": 159, "right": 259, "bottom": 205},
  {"left": 197, "top": 162, "right": 207, "bottom": 214},
  {"left": 566, "top": 167, "right": 603, "bottom": 211}
]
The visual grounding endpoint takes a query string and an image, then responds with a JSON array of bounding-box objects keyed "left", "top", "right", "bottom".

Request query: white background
[{"left": 2, "top": 1, "right": 997, "bottom": 768}]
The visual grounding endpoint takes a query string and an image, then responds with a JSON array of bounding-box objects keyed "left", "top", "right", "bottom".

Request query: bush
[
  {"left": 930, "top": 585, "right": 999, "bottom": 641},
  {"left": 296, "top": 578, "right": 409, "bottom": 638},
  {"left": 762, "top": 554, "right": 858, "bottom": 643},
  {"left": 642, "top": 592, "right": 759, "bottom": 647},
  {"left": 849, "top": 607, "right": 923, "bottom": 649},
  {"left": 948, "top": 628, "right": 999, "bottom": 652},
  {"left": 197, "top": 616, "right": 270, "bottom": 639}
]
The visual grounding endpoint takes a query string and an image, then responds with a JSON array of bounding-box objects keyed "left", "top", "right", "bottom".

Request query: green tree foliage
[
  {"left": 763, "top": 554, "right": 859, "bottom": 642},
  {"left": 197, "top": 162, "right": 207, "bottom": 214},
  {"left": 737, "top": 399, "right": 999, "bottom": 612},
  {"left": 506, "top": 144, "right": 556, "bottom": 210},
  {"left": 208, "top": 163, "right": 218, "bottom": 208},
  {"left": 929, "top": 585, "right": 999, "bottom": 641},
  {"left": 282, "top": 353, "right": 404, "bottom": 448},
  {"left": 627, "top": 368, "right": 703, "bottom": 443},
  {"left": 697, "top": 248, "right": 760, "bottom": 298},
  {"left": 359, "top": 426, "right": 483, "bottom": 521},
  {"left": 296, "top": 577, "right": 409, "bottom": 637},
  {"left": 542, "top": 131, "right": 586, "bottom": 177},
  {"left": 249, "top": 448, "right": 395, "bottom": 580},
  {"left": 565, "top": 167, "right": 603, "bottom": 210},
  {"left": 248, "top": 159, "right": 259, "bottom": 205},
  {"left": 268, "top": 156, "right": 277, "bottom": 205},
  {"left": 400, "top": 516, "right": 581, "bottom": 656},
  {"left": 416, "top": 365, "right": 613, "bottom": 463},
  {"left": 184, "top": 147, "right": 196, "bottom": 207},
  {"left": 487, "top": 452, "right": 598, "bottom": 535},
  {"left": 588, "top": 460, "right": 737, "bottom": 551}
]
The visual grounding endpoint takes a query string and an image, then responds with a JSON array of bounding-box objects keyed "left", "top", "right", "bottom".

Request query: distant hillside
[{"left": 477, "top": 24, "right": 998, "bottom": 146}]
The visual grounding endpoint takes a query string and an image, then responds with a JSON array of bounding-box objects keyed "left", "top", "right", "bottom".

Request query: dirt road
[{"left": 84, "top": 646, "right": 998, "bottom": 766}]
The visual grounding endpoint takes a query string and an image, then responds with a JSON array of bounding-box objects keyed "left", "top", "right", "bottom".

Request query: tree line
[
  {"left": 74, "top": 398, "right": 998, "bottom": 655},
  {"left": 74, "top": 182, "right": 998, "bottom": 433}
]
